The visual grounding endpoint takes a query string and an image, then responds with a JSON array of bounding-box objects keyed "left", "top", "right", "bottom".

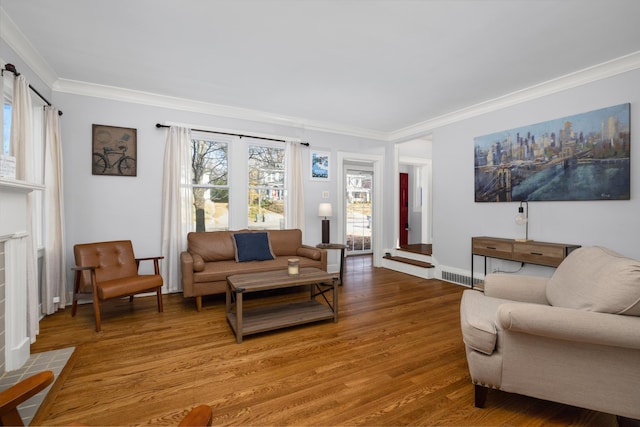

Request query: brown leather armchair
[{"left": 72, "top": 240, "right": 163, "bottom": 332}]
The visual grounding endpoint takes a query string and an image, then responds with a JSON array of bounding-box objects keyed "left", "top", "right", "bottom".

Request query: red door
[{"left": 400, "top": 173, "right": 409, "bottom": 246}]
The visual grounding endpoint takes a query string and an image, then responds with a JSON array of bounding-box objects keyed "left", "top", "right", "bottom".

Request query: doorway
[
  {"left": 399, "top": 172, "right": 409, "bottom": 246},
  {"left": 337, "top": 152, "right": 384, "bottom": 268},
  {"left": 345, "top": 168, "right": 373, "bottom": 255},
  {"left": 396, "top": 138, "right": 432, "bottom": 247}
]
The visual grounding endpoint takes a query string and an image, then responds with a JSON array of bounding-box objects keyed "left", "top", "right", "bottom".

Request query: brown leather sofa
[{"left": 180, "top": 229, "right": 327, "bottom": 311}]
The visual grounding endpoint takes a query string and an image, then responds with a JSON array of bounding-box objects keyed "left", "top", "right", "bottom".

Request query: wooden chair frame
[
  {"left": 0, "top": 371, "right": 54, "bottom": 426},
  {"left": 71, "top": 241, "right": 163, "bottom": 332},
  {"left": 179, "top": 405, "right": 213, "bottom": 427}
]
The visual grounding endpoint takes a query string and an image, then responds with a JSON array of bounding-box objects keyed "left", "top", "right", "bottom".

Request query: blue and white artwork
[
  {"left": 311, "top": 151, "right": 330, "bottom": 180},
  {"left": 474, "top": 103, "right": 630, "bottom": 202}
]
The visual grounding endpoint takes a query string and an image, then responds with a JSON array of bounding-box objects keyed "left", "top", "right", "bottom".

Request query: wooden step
[
  {"left": 383, "top": 255, "right": 434, "bottom": 269},
  {"left": 398, "top": 244, "right": 432, "bottom": 256}
]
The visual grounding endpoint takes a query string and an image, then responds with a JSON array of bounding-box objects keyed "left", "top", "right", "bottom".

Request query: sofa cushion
[
  {"left": 547, "top": 246, "right": 640, "bottom": 316},
  {"left": 460, "top": 290, "right": 510, "bottom": 355},
  {"left": 232, "top": 232, "right": 275, "bottom": 262},
  {"left": 188, "top": 231, "right": 235, "bottom": 262},
  {"left": 269, "top": 229, "right": 303, "bottom": 256},
  {"left": 192, "top": 256, "right": 323, "bottom": 283}
]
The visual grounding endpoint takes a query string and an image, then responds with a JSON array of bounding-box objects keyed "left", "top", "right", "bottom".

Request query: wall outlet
[{"left": 53, "top": 296, "right": 60, "bottom": 303}]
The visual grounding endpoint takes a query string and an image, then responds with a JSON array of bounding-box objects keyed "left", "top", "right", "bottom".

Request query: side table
[{"left": 316, "top": 243, "right": 347, "bottom": 285}]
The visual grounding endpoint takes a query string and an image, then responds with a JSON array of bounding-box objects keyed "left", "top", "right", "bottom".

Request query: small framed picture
[
  {"left": 310, "top": 150, "right": 330, "bottom": 180},
  {"left": 92, "top": 124, "right": 137, "bottom": 176}
]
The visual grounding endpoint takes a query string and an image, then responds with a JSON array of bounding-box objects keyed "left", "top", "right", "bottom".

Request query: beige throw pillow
[{"left": 546, "top": 246, "right": 640, "bottom": 316}]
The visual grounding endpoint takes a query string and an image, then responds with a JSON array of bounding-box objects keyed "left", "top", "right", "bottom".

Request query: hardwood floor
[{"left": 31, "top": 256, "right": 616, "bottom": 426}]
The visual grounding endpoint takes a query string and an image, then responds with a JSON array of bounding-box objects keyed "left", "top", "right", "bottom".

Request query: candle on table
[{"left": 288, "top": 258, "right": 299, "bottom": 275}]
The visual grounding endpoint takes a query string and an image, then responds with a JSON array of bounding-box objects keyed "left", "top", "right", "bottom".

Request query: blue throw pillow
[{"left": 232, "top": 232, "right": 275, "bottom": 262}]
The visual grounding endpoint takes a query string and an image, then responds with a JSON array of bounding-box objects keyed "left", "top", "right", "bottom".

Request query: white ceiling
[{"left": 2, "top": 0, "right": 640, "bottom": 138}]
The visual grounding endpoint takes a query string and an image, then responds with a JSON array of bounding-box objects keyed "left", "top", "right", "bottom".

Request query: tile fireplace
[{"left": 0, "top": 179, "right": 43, "bottom": 371}]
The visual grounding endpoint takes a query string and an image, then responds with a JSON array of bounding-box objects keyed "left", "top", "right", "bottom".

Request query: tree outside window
[
  {"left": 191, "top": 138, "right": 229, "bottom": 231},
  {"left": 248, "top": 144, "right": 286, "bottom": 229}
]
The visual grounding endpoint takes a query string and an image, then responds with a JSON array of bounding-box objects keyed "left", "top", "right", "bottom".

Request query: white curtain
[
  {"left": 286, "top": 141, "right": 305, "bottom": 230},
  {"left": 10, "top": 75, "right": 39, "bottom": 340},
  {"left": 161, "top": 126, "right": 193, "bottom": 293},
  {"left": 42, "top": 106, "right": 67, "bottom": 314}
]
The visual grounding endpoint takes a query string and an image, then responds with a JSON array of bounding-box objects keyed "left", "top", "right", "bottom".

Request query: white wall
[
  {"left": 53, "top": 92, "right": 389, "bottom": 286},
  {"left": 432, "top": 68, "right": 640, "bottom": 278},
  {"left": 7, "top": 31, "right": 639, "bottom": 290}
]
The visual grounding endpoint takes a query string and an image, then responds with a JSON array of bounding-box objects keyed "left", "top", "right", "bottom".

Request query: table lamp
[
  {"left": 515, "top": 201, "right": 530, "bottom": 242},
  {"left": 318, "top": 203, "right": 333, "bottom": 244}
]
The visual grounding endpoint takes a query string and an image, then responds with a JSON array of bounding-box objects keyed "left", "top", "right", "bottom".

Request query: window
[
  {"left": 346, "top": 168, "right": 373, "bottom": 253},
  {"left": 2, "top": 103, "right": 11, "bottom": 154},
  {"left": 185, "top": 134, "right": 289, "bottom": 231},
  {"left": 2, "top": 74, "right": 13, "bottom": 155},
  {"left": 190, "top": 135, "right": 229, "bottom": 231},
  {"left": 248, "top": 143, "right": 286, "bottom": 230}
]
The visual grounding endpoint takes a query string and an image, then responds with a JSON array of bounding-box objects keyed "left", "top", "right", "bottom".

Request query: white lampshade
[{"left": 318, "top": 203, "right": 333, "bottom": 218}]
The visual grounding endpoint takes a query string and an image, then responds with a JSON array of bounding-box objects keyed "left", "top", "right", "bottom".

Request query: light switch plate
[{"left": 322, "top": 191, "right": 329, "bottom": 198}]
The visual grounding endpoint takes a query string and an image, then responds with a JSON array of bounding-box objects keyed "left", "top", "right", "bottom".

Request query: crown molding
[
  {"left": 0, "top": 7, "right": 58, "bottom": 87},
  {"left": 4, "top": 3, "right": 639, "bottom": 144},
  {"left": 53, "top": 78, "right": 389, "bottom": 141},
  {"left": 389, "top": 50, "right": 640, "bottom": 142}
]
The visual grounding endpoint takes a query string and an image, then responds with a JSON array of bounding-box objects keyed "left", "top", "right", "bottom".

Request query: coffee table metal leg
[
  {"left": 236, "top": 290, "right": 243, "bottom": 343},
  {"left": 332, "top": 278, "right": 338, "bottom": 322},
  {"left": 339, "top": 248, "right": 345, "bottom": 285}
]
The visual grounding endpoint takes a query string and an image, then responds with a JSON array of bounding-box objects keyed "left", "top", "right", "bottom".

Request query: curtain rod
[
  {"left": 155, "top": 123, "right": 309, "bottom": 146},
  {"left": 2, "top": 63, "right": 63, "bottom": 116}
]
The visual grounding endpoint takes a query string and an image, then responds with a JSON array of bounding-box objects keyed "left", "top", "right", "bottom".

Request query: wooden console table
[{"left": 471, "top": 236, "right": 580, "bottom": 289}]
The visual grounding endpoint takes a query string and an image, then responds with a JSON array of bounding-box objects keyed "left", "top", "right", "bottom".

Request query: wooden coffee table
[{"left": 226, "top": 268, "right": 338, "bottom": 343}]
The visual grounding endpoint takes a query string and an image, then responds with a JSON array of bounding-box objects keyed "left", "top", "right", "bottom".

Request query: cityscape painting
[{"left": 474, "top": 103, "right": 630, "bottom": 202}]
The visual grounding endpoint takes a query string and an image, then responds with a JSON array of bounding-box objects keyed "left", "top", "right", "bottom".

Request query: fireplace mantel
[
  {"left": 0, "top": 178, "right": 45, "bottom": 192},
  {"left": 0, "top": 178, "right": 43, "bottom": 371}
]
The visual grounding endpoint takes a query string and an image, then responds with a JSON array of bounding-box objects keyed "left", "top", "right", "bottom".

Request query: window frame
[
  {"left": 189, "top": 132, "right": 231, "bottom": 232},
  {"left": 183, "top": 133, "right": 290, "bottom": 231},
  {"left": 247, "top": 140, "right": 287, "bottom": 230}
]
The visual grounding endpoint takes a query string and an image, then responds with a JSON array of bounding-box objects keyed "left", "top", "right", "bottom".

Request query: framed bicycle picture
[{"left": 92, "top": 124, "right": 137, "bottom": 176}]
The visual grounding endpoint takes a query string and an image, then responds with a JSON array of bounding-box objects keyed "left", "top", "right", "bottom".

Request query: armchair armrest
[
  {"left": 71, "top": 265, "right": 97, "bottom": 271},
  {"left": 0, "top": 371, "right": 54, "bottom": 426},
  {"left": 135, "top": 256, "right": 164, "bottom": 262},
  {"left": 484, "top": 274, "right": 549, "bottom": 304},
  {"left": 497, "top": 302, "right": 640, "bottom": 350},
  {"left": 135, "top": 256, "right": 164, "bottom": 274},
  {"left": 179, "top": 404, "right": 213, "bottom": 427}
]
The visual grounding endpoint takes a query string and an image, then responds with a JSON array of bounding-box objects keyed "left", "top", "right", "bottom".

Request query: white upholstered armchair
[{"left": 460, "top": 246, "right": 640, "bottom": 422}]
